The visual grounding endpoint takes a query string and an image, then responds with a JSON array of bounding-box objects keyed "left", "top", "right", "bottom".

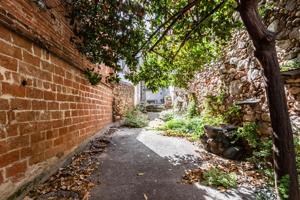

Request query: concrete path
[{"left": 89, "top": 114, "right": 255, "bottom": 200}]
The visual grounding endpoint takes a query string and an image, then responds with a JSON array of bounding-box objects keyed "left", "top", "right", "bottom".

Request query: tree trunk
[{"left": 238, "top": 0, "right": 299, "bottom": 199}]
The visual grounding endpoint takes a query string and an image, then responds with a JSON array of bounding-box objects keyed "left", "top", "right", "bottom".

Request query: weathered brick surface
[
  {"left": 113, "top": 82, "right": 135, "bottom": 120},
  {"left": 0, "top": 0, "right": 114, "bottom": 198}
]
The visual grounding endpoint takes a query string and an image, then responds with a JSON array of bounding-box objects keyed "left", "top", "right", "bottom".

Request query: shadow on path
[{"left": 89, "top": 126, "right": 255, "bottom": 200}]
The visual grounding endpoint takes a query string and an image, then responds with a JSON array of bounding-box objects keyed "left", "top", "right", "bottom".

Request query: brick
[
  {"left": 0, "top": 140, "right": 8, "bottom": 155},
  {"left": 44, "top": 91, "right": 56, "bottom": 100},
  {"left": 48, "top": 102, "right": 59, "bottom": 110},
  {"left": 37, "top": 111, "right": 51, "bottom": 121},
  {"left": 6, "top": 124, "right": 19, "bottom": 137},
  {"left": 6, "top": 160, "right": 27, "bottom": 178},
  {"left": 0, "top": 53, "right": 18, "bottom": 71},
  {"left": 53, "top": 75, "right": 64, "bottom": 85},
  {"left": 0, "top": 150, "right": 20, "bottom": 168},
  {"left": 29, "top": 153, "right": 44, "bottom": 165},
  {"left": 54, "top": 66, "right": 65, "bottom": 77},
  {"left": 2, "top": 82, "right": 26, "bottom": 97},
  {"left": 7, "top": 135, "right": 29, "bottom": 150},
  {"left": 0, "top": 111, "right": 7, "bottom": 124},
  {"left": 16, "top": 111, "right": 35, "bottom": 122},
  {"left": 60, "top": 103, "right": 69, "bottom": 110},
  {"left": 43, "top": 81, "right": 50, "bottom": 90},
  {"left": 18, "top": 123, "right": 35, "bottom": 136},
  {"left": 23, "top": 51, "right": 40, "bottom": 67},
  {"left": 58, "top": 127, "right": 68, "bottom": 136},
  {"left": 11, "top": 98, "right": 31, "bottom": 110},
  {"left": 32, "top": 100, "right": 46, "bottom": 110},
  {"left": 52, "top": 120, "right": 63, "bottom": 129},
  {"left": 41, "top": 61, "right": 54, "bottom": 73},
  {"left": 46, "top": 130, "right": 58, "bottom": 140},
  {"left": 25, "top": 87, "right": 43, "bottom": 99},
  {"left": 20, "top": 147, "right": 32, "bottom": 159},
  {"left": 0, "top": 99, "right": 9, "bottom": 110},
  {"left": 12, "top": 33, "right": 32, "bottom": 52},
  {"left": 31, "top": 132, "right": 45, "bottom": 144},
  {"left": 0, "top": 25, "right": 12, "bottom": 42},
  {"left": 0, "top": 40, "right": 22, "bottom": 60},
  {"left": 0, "top": 169, "right": 3, "bottom": 184},
  {"left": 33, "top": 45, "right": 41, "bottom": 57},
  {"left": 51, "top": 111, "right": 61, "bottom": 119},
  {"left": 53, "top": 137, "right": 63, "bottom": 146}
]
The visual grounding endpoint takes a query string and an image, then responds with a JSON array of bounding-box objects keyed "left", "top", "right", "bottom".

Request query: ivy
[{"left": 83, "top": 68, "right": 102, "bottom": 85}]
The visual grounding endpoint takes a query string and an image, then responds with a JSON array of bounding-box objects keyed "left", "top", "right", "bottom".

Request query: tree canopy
[{"left": 66, "top": 0, "right": 238, "bottom": 89}]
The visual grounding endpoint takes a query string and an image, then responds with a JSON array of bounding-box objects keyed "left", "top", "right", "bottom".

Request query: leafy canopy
[{"left": 67, "top": 0, "right": 238, "bottom": 89}]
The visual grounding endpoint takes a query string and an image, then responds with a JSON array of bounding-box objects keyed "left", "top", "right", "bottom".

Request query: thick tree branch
[{"left": 238, "top": 0, "right": 300, "bottom": 199}]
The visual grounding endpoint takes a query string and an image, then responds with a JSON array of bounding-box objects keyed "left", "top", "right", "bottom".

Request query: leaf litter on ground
[
  {"left": 182, "top": 149, "right": 267, "bottom": 191},
  {"left": 25, "top": 128, "right": 118, "bottom": 200}
]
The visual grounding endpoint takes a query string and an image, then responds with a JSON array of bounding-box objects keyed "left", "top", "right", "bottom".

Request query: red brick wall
[
  {"left": 0, "top": 1, "right": 113, "bottom": 198},
  {"left": 113, "top": 82, "right": 135, "bottom": 120}
]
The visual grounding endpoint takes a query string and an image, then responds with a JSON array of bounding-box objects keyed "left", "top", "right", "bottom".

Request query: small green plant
[
  {"left": 84, "top": 68, "right": 102, "bottom": 85},
  {"left": 203, "top": 92, "right": 225, "bottom": 116},
  {"left": 281, "top": 60, "right": 300, "bottom": 72},
  {"left": 124, "top": 109, "right": 149, "bottom": 128},
  {"left": 159, "top": 110, "right": 174, "bottom": 121},
  {"left": 224, "top": 105, "right": 242, "bottom": 124},
  {"left": 233, "top": 122, "right": 258, "bottom": 148},
  {"left": 278, "top": 175, "right": 289, "bottom": 199},
  {"left": 187, "top": 100, "right": 198, "bottom": 118},
  {"left": 258, "top": 1, "right": 276, "bottom": 18},
  {"left": 202, "top": 167, "right": 237, "bottom": 189}
]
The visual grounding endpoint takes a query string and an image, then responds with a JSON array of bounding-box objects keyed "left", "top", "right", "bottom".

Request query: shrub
[
  {"left": 223, "top": 105, "right": 242, "bottom": 124},
  {"left": 187, "top": 100, "right": 198, "bottom": 118},
  {"left": 159, "top": 110, "right": 174, "bottom": 121},
  {"left": 233, "top": 122, "right": 258, "bottom": 148},
  {"left": 278, "top": 175, "right": 289, "bottom": 200},
  {"left": 124, "top": 109, "right": 149, "bottom": 128},
  {"left": 161, "top": 115, "right": 224, "bottom": 138},
  {"left": 202, "top": 167, "right": 237, "bottom": 189},
  {"left": 163, "top": 119, "right": 187, "bottom": 132}
]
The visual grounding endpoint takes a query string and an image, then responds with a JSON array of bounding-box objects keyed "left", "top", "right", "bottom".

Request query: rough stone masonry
[{"left": 190, "top": 0, "right": 300, "bottom": 135}]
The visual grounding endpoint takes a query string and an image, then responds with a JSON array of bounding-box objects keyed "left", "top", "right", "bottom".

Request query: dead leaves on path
[
  {"left": 182, "top": 150, "right": 266, "bottom": 190},
  {"left": 26, "top": 136, "right": 112, "bottom": 200}
]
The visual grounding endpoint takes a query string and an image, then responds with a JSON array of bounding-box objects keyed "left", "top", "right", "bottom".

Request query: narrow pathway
[{"left": 89, "top": 113, "right": 254, "bottom": 200}]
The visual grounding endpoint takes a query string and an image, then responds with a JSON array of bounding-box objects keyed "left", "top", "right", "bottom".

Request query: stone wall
[
  {"left": 113, "top": 82, "right": 135, "bottom": 120},
  {"left": 190, "top": 0, "right": 300, "bottom": 135},
  {"left": 0, "top": 1, "right": 113, "bottom": 198}
]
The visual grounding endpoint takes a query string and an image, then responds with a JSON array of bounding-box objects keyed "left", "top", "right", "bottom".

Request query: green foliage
[
  {"left": 203, "top": 92, "right": 225, "bottom": 116},
  {"left": 281, "top": 60, "right": 300, "bottom": 72},
  {"left": 278, "top": 175, "right": 289, "bottom": 200},
  {"left": 128, "top": 0, "right": 239, "bottom": 90},
  {"left": 223, "top": 105, "right": 242, "bottom": 124},
  {"left": 258, "top": 1, "right": 276, "bottom": 18},
  {"left": 83, "top": 68, "right": 102, "bottom": 85},
  {"left": 233, "top": 122, "right": 258, "bottom": 148},
  {"left": 187, "top": 100, "right": 199, "bottom": 118},
  {"left": 202, "top": 167, "right": 237, "bottom": 189},
  {"left": 159, "top": 110, "right": 174, "bottom": 122},
  {"left": 124, "top": 109, "right": 149, "bottom": 128},
  {"left": 67, "top": 0, "right": 146, "bottom": 73},
  {"left": 161, "top": 114, "right": 224, "bottom": 137},
  {"left": 66, "top": 0, "right": 240, "bottom": 91}
]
